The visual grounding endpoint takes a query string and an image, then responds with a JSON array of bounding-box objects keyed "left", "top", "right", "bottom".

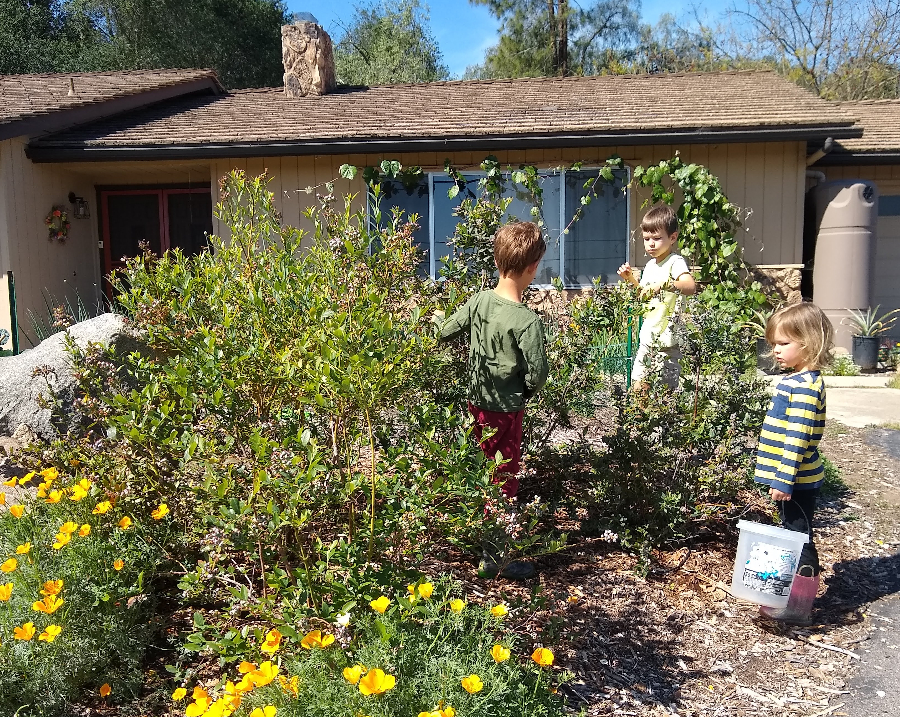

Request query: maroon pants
[{"left": 468, "top": 402, "right": 523, "bottom": 498}]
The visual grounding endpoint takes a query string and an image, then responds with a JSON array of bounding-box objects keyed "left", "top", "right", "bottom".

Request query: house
[{"left": 0, "top": 20, "right": 875, "bottom": 352}]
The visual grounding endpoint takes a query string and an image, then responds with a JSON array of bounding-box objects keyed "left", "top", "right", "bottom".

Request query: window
[{"left": 373, "top": 168, "right": 629, "bottom": 287}]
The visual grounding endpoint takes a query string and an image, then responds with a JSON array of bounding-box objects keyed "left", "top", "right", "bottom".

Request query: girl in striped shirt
[{"left": 754, "top": 302, "right": 834, "bottom": 623}]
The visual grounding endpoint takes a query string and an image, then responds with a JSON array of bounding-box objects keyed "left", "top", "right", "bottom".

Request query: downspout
[
  {"left": 802, "top": 138, "right": 833, "bottom": 299},
  {"left": 805, "top": 137, "right": 834, "bottom": 182}
]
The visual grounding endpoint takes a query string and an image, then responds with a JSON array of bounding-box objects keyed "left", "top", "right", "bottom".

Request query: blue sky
[{"left": 287, "top": 0, "right": 709, "bottom": 78}]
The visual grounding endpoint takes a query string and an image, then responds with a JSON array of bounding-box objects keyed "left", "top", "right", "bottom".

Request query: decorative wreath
[{"left": 45, "top": 205, "right": 70, "bottom": 243}]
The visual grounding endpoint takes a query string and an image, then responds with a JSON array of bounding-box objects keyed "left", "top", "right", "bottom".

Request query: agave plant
[
  {"left": 843, "top": 305, "right": 900, "bottom": 336},
  {"left": 743, "top": 307, "right": 776, "bottom": 339}
]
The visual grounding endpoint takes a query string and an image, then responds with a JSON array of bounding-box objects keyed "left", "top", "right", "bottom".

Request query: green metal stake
[
  {"left": 7, "top": 270, "right": 19, "bottom": 355},
  {"left": 625, "top": 309, "right": 633, "bottom": 390}
]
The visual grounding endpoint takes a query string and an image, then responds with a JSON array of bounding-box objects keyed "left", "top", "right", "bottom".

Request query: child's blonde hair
[
  {"left": 494, "top": 222, "right": 546, "bottom": 276},
  {"left": 765, "top": 302, "right": 834, "bottom": 371}
]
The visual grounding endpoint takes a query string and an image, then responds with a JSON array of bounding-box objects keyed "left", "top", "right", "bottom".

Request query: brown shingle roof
[
  {"left": 0, "top": 69, "right": 222, "bottom": 126},
  {"left": 28, "top": 70, "right": 860, "bottom": 161},
  {"left": 829, "top": 100, "right": 900, "bottom": 159}
]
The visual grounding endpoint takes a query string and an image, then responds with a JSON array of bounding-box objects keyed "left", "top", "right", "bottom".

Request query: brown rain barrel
[{"left": 811, "top": 180, "right": 878, "bottom": 351}]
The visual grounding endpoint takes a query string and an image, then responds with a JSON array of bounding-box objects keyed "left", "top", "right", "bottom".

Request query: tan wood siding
[
  {"left": 0, "top": 138, "right": 103, "bottom": 347},
  {"left": 200, "top": 142, "right": 804, "bottom": 272}
]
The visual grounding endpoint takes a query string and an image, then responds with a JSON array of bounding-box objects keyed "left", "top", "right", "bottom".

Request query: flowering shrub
[{"left": 0, "top": 466, "right": 164, "bottom": 712}]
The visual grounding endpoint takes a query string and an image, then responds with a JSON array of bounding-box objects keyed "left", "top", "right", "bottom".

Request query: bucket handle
[{"left": 779, "top": 500, "right": 813, "bottom": 544}]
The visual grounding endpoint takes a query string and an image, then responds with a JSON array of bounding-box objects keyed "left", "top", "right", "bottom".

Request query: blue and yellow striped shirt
[{"left": 754, "top": 370, "right": 826, "bottom": 494}]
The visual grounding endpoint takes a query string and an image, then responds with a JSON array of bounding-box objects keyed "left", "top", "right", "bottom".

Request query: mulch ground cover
[{"left": 433, "top": 421, "right": 900, "bottom": 716}]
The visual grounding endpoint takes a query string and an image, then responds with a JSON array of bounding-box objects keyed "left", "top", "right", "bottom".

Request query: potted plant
[
  {"left": 744, "top": 307, "right": 780, "bottom": 373},
  {"left": 843, "top": 306, "right": 900, "bottom": 370}
]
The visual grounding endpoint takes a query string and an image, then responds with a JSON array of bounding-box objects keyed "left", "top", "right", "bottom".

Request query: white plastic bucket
[{"left": 730, "top": 520, "right": 809, "bottom": 608}]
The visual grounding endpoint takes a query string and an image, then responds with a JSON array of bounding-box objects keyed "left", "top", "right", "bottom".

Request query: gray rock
[{"left": 0, "top": 313, "right": 143, "bottom": 442}]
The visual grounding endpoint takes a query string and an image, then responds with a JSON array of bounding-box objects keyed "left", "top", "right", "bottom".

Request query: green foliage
[
  {"left": 0, "top": 0, "right": 290, "bottom": 88},
  {"left": 823, "top": 354, "right": 862, "bottom": 376},
  {"left": 0, "top": 466, "right": 164, "bottom": 714},
  {"left": 334, "top": 0, "right": 449, "bottom": 85},
  {"left": 467, "top": 0, "right": 640, "bottom": 78},
  {"left": 843, "top": 305, "right": 900, "bottom": 337},
  {"left": 169, "top": 579, "right": 566, "bottom": 717},
  {"left": 819, "top": 455, "right": 848, "bottom": 497},
  {"left": 633, "top": 155, "right": 769, "bottom": 323}
]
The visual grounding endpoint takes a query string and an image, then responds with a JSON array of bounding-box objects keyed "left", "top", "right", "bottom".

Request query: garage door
[{"left": 876, "top": 196, "right": 900, "bottom": 337}]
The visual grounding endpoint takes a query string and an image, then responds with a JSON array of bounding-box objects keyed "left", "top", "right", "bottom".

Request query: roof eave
[
  {"left": 27, "top": 123, "right": 861, "bottom": 163},
  {"left": 1, "top": 76, "right": 224, "bottom": 142},
  {"left": 817, "top": 150, "right": 900, "bottom": 166}
]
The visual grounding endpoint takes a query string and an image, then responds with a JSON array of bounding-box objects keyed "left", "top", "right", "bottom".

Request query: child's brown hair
[
  {"left": 494, "top": 222, "right": 546, "bottom": 276},
  {"left": 765, "top": 302, "right": 835, "bottom": 371},
  {"left": 641, "top": 205, "right": 678, "bottom": 236}
]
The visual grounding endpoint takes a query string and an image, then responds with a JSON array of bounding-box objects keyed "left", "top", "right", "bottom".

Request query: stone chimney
[{"left": 282, "top": 21, "right": 336, "bottom": 97}]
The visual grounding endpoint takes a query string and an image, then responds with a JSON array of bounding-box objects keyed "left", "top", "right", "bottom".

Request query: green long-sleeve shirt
[{"left": 440, "top": 290, "right": 549, "bottom": 412}]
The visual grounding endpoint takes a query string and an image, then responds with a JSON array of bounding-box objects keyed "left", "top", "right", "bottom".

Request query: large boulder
[{"left": 0, "top": 313, "right": 143, "bottom": 442}]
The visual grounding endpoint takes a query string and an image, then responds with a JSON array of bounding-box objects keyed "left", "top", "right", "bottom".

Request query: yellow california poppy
[
  {"left": 52, "top": 532, "right": 71, "bottom": 550},
  {"left": 418, "top": 582, "right": 434, "bottom": 599},
  {"left": 0, "top": 492, "right": 5, "bottom": 505},
  {"left": 449, "top": 599, "right": 464, "bottom": 613},
  {"left": 172, "top": 687, "right": 187, "bottom": 701},
  {"left": 59, "top": 521, "right": 78, "bottom": 535},
  {"left": 118, "top": 516, "right": 132, "bottom": 529},
  {"left": 300, "top": 629, "right": 334, "bottom": 649},
  {"left": 248, "top": 660, "right": 279, "bottom": 687},
  {"left": 41, "top": 579, "right": 63, "bottom": 596},
  {"left": 18, "top": 472, "right": 36, "bottom": 486},
  {"left": 260, "top": 628, "right": 282, "bottom": 654},
  {"left": 32, "top": 594, "right": 64, "bottom": 614},
  {"left": 9, "top": 504, "right": 24, "bottom": 518},
  {"left": 92, "top": 501, "right": 112, "bottom": 515},
  {"left": 69, "top": 479, "right": 92, "bottom": 501},
  {"left": 79, "top": 524, "right": 91, "bottom": 537},
  {"left": 490, "top": 604, "right": 508, "bottom": 617},
  {"left": 46, "top": 489, "right": 64, "bottom": 504},
  {"left": 151, "top": 503, "right": 169, "bottom": 520},
  {"left": 3, "top": 476, "right": 17, "bottom": 487},
  {"left": 461, "top": 674, "right": 484, "bottom": 694},
  {"left": 249, "top": 707, "right": 277, "bottom": 717},
  {"left": 38, "top": 624, "right": 62, "bottom": 642},
  {"left": 99, "top": 683, "right": 111, "bottom": 698},
  {"left": 1, "top": 558, "right": 17, "bottom": 573},
  {"left": 279, "top": 674, "right": 299, "bottom": 696},
  {"left": 369, "top": 596, "right": 390, "bottom": 614},
  {"left": 41, "top": 467, "right": 59, "bottom": 482},
  {"left": 113, "top": 559, "right": 124, "bottom": 571},
  {"left": 358, "top": 668, "right": 396, "bottom": 696},
  {"left": 531, "top": 647, "right": 554, "bottom": 666},
  {"left": 0, "top": 583, "right": 12, "bottom": 601},
  {"left": 490, "top": 644, "right": 511, "bottom": 662},
  {"left": 14, "top": 622, "right": 36, "bottom": 641},
  {"left": 238, "top": 660, "right": 257, "bottom": 674},
  {"left": 16, "top": 543, "right": 31, "bottom": 554},
  {"left": 343, "top": 664, "right": 365, "bottom": 684}
]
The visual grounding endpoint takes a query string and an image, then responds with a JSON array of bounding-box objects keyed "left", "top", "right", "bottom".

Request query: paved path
[
  {"left": 846, "top": 428, "right": 900, "bottom": 716},
  {"left": 827, "top": 388, "right": 900, "bottom": 428}
]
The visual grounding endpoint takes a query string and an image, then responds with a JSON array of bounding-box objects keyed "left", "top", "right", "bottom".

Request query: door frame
[{"left": 99, "top": 186, "right": 212, "bottom": 297}]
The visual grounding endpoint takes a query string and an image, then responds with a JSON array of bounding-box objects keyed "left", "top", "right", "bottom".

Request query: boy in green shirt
[{"left": 440, "top": 221, "right": 549, "bottom": 580}]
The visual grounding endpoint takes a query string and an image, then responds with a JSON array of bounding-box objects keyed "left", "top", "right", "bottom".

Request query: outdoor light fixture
[{"left": 67, "top": 192, "right": 90, "bottom": 219}]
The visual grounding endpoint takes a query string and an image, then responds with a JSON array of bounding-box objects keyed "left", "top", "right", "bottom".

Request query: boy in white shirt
[{"left": 617, "top": 205, "right": 696, "bottom": 388}]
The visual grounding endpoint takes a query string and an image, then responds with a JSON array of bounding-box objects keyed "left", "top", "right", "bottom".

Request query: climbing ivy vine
[{"left": 340, "top": 153, "right": 769, "bottom": 318}]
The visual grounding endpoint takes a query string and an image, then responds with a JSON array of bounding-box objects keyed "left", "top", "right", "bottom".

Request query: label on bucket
[{"left": 742, "top": 540, "right": 799, "bottom": 596}]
